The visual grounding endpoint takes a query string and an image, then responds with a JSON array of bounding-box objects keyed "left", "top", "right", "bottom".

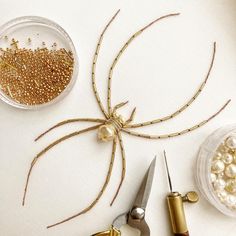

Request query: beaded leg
[
  {"left": 110, "top": 132, "right": 126, "bottom": 206},
  {"left": 35, "top": 118, "right": 105, "bottom": 141},
  {"left": 47, "top": 138, "right": 117, "bottom": 228},
  {"left": 125, "top": 108, "right": 136, "bottom": 124},
  {"left": 107, "top": 13, "right": 180, "bottom": 114},
  {"left": 125, "top": 42, "right": 216, "bottom": 129},
  {"left": 122, "top": 100, "right": 230, "bottom": 139},
  {"left": 92, "top": 10, "right": 120, "bottom": 119},
  {"left": 113, "top": 101, "right": 129, "bottom": 113},
  {"left": 22, "top": 125, "right": 100, "bottom": 206}
]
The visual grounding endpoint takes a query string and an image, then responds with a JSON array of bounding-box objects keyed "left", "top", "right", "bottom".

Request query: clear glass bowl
[
  {"left": 196, "top": 124, "right": 236, "bottom": 217},
  {"left": 0, "top": 16, "right": 78, "bottom": 109}
]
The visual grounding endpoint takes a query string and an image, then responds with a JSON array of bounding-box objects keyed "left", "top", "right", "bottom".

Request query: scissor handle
[{"left": 92, "top": 226, "right": 121, "bottom": 236}]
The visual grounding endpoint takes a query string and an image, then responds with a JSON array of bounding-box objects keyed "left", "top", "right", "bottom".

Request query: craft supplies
[
  {"left": 164, "top": 151, "right": 199, "bottom": 236},
  {"left": 92, "top": 157, "right": 156, "bottom": 236},
  {"left": 22, "top": 10, "right": 229, "bottom": 229},
  {"left": 0, "top": 16, "right": 78, "bottom": 109},
  {"left": 196, "top": 124, "right": 236, "bottom": 217}
]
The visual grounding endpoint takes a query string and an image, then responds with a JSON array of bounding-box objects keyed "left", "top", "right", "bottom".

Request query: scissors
[{"left": 92, "top": 157, "right": 156, "bottom": 236}]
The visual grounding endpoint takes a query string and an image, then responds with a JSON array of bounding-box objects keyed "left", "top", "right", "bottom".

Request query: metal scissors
[{"left": 92, "top": 157, "right": 156, "bottom": 236}]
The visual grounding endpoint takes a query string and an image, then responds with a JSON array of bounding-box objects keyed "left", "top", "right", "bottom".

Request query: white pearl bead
[
  {"left": 213, "top": 178, "right": 226, "bottom": 191},
  {"left": 225, "top": 164, "right": 236, "bottom": 178},
  {"left": 211, "top": 160, "right": 225, "bottom": 174},
  {"left": 97, "top": 124, "right": 116, "bottom": 142},
  {"left": 226, "top": 136, "right": 236, "bottom": 149},
  {"left": 225, "top": 195, "right": 236, "bottom": 207},
  {"left": 222, "top": 153, "right": 233, "bottom": 164}
]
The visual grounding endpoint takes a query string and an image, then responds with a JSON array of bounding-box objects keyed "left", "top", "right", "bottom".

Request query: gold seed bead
[{"left": 0, "top": 39, "right": 74, "bottom": 105}]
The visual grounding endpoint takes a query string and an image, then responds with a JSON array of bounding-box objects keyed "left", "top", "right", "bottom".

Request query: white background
[{"left": 0, "top": 0, "right": 236, "bottom": 235}]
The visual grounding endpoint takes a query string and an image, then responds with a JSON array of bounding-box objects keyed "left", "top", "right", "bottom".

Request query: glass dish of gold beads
[
  {"left": 196, "top": 124, "right": 236, "bottom": 217},
  {"left": 0, "top": 16, "right": 78, "bottom": 109}
]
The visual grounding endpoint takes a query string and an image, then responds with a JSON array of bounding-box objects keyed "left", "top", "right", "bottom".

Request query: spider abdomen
[
  {"left": 98, "top": 124, "right": 116, "bottom": 142},
  {"left": 98, "top": 115, "right": 124, "bottom": 142}
]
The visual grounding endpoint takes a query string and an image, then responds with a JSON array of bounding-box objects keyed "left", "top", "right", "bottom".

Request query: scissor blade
[{"left": 132, "top": 157, "right": 156, "bottom": 209}]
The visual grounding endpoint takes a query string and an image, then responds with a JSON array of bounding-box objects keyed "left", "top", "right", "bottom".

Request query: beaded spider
[{"left": 22, "top": 10, "right": 230, "bottom": 228}]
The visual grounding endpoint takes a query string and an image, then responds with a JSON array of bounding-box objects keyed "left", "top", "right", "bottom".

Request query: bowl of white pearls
[{"left": 196, "top": 124, "right": 236, "bottom": 217}]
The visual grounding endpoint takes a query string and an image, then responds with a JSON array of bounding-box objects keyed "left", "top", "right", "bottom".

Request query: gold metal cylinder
[{"left": 166, "top": 192, "right": 188, "bottom": 234}]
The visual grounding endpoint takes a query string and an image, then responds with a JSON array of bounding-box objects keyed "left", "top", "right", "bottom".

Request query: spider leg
[
  {"left": 92, "top": 9, "right": 120, "bottom": 119},
  {"left": 107, "top": 13, "right": 180, "bottom": 115},
  {"left": 113, "top": 101, "right": 129, "bottom": 113},
  {"left": 125, "top": 107, "right": 137, "bottom": 124},
  {"left": 22, "top": 125, "right": 100, "bottom": 206},
  {"left": 122, "top": 100, "right": 230, "bottom": 139},
  {"left": 35, "top": 118, "right": 105, "bottom": 141},
  {"left": 110, "top": 132, "right": 126, "bottom": 206},
  {"left": 125, "top": 42, "right": 217, "bottom": 129},
  {"left": 47, "top": 138, "right": 117, "bottom": 228}
]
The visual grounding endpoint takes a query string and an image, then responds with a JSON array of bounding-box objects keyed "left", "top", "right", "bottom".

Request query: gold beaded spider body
[{"left": 22, "top": 10, "right": 230, "bottom": 228}]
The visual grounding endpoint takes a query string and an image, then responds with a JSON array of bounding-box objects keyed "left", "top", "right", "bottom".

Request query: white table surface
[{"left": 0, "top": 0, "right": 236, "bottom": 235}]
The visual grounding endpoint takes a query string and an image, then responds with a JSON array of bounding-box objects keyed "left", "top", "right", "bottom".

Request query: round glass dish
[
  {"left": 196, "top": 124, "right": 236, "bottom": 217},
  {"left": 0, "top": 16, "right": 78, "bottom": 109}
]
